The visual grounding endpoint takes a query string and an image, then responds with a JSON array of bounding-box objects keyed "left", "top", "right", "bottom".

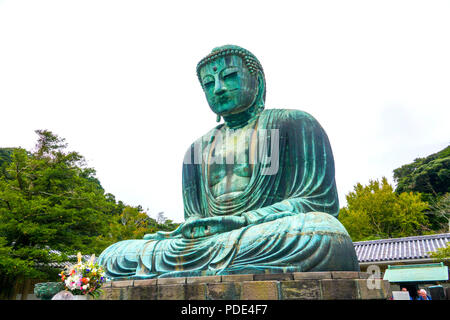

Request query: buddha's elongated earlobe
[
  {"left": 257, "top": 102, "right": 264, "bottom": 113},
  {"left": 216, "top": 114, "right": 221, "bottom": 122},
  {"left": 255, "top": 70, "right": 266, "bottom": 113}
]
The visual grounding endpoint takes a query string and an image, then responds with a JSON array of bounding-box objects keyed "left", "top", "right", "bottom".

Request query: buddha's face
[{"left": 199, "top": 55, "right": 258, "bottom": 117}]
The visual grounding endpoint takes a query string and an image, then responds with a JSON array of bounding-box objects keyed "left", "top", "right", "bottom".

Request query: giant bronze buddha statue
[{"left": 98, "top": 45, "right": 359, "bottom": 279}]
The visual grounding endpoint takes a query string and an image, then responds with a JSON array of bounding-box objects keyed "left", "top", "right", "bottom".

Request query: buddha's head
[{"left": 197, "top": 45, "right": 266, "bottom": 120}]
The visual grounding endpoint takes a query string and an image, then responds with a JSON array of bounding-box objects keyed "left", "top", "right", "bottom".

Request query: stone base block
[
  {"left": 206, "top": 282, "right": 241, "bottom": 300},
  {"left": 96, "top": 273, "right": 391, "bottom": 300},
  {"left": 280, "top": 280, "right": 321, "bottom": 300},
  {"left": 321, "top": 279, "right": 359, "bottom": 300},
  {"left": 241, "top": 281, "right": 279, "bottom": 300},
  {"left": 157, "top": 284, "right": 185, "bottom": 300}
]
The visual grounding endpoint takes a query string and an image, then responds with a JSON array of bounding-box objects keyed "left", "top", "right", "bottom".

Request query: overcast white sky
[{"left": 0, "top": 0, "right": 449, "bottom": 223}]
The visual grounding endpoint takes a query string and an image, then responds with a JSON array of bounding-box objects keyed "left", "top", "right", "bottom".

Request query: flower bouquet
[{"left": 59, "top": 252, "right": 106, "bottom": 299}]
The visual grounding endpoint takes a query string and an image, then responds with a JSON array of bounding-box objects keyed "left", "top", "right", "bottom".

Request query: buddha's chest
[{"left": 204, "top": 126, "right": 256, "bottom": 198}]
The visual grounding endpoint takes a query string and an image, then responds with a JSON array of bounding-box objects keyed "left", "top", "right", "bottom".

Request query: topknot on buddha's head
[{"left": 196, "top": 45, "right": 265, "bottom": 86}]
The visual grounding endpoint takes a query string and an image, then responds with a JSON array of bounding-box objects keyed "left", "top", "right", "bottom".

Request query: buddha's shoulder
[
  {"left": 186, "top": 125, "right": 223, "bottom": 150},
  {"left": 261, "top": 108, "right": 320, "bottom": 125}
]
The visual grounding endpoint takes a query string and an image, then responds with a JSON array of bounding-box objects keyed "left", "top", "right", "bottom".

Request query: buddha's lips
[
  {"left": 216, "top": 96, "right": 230, "bottom": 104},
  {"left": 214, "top": 89, "right": 238, "bottom": 104}
]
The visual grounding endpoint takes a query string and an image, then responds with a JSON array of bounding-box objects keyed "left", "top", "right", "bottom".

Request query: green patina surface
[
  {"left": 383, "top": 263, "right": 449, "bottom": 283},
  {"left": 97, "top": 45, "right": 359, "bottom": 279},
  {"left": 34, "top": 282, "right": 65, "bottom": 300}
]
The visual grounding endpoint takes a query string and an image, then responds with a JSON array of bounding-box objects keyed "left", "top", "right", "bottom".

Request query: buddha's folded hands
[
  {"left": 142, "top": 216, "right": 205, "bottom": 240},
  {"left": 180, "top": 215, "right": 247, "bottom": 239},
  {"left": 142, "top": 228, "right": 183, "bottom": 240},
  {"left": 242, "top": 210, "right": 299, "bottom": 225},
  {"left": 145, "top": 209, "right": 299, "bottom": 241},
  {"left": 142, "top": 215, "right": 247, "bottom": 240}
]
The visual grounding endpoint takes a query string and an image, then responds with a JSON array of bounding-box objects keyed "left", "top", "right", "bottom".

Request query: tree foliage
[
  {"left": 429, "top": 241, "right": 450, "bottom": 268},
  {"left": 0, "top": 130, "right": 178, "bottom": 283},
  {"left": 427, "top": 193, "right": 450, "bottom": 232},
  {"left": 0, "top": 148, "right": 13, "bottom": 165},
  {"left": 0, "top": 148, "right": 14, "bottom": 177},
  {"left": 0, "top": 131, "right": 116, "bottom": 280},
  {"left": 394, "top": 145, "right": 450, "bottom": 201},
  {"left": 339, "top": 177, "right": 430, "bottom": 241},
  {"left": 110, "top": 206, "right": 179, "bottom": 241},
  {"left": 430, "top": 242, "right": 450, "bottom": 260},
  {"left": 393, "top": 146, "right": 450, "bottom": 232}
]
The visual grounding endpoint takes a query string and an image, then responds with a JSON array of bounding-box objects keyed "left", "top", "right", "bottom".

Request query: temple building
[
  {"left": 354, "top": 233, "right": 450, "bottom": 271},
  {"left": 354, "top": 233, "right": 450, "bottom": 299}
]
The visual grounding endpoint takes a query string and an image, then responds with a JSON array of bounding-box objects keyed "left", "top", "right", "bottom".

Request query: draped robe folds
[{"left": 98, "top": 109, "right": 360, "bottom": 279}]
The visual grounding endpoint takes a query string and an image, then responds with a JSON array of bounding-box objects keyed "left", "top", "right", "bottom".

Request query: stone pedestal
[{"left": 99, "top": 272, "right": 391, "bottom": 300}]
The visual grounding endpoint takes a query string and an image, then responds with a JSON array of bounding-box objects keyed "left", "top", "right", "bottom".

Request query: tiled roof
[
  {"left": 46, "top": 251, "right": 93, "bottom": 268},
  {"left": 353, "top": 233, "right": 450, "bottom": 263}
]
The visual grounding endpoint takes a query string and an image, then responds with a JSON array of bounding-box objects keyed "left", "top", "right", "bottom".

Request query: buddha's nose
[{"left": 214, "top": 80, "right": 227, "bottom": 96}]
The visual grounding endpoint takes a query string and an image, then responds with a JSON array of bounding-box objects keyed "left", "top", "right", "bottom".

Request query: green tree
[
  {"left": 0, "top": 130, "right": 119, "bottom": 282},
  {"left": 429, "top": 242, "right": 450, "bottom": 267},
  {"left": 0, "top": 130, "right": 181, "bottom": 287},
  {"left": 394, "top": 146, "right": 450, "bottom": 232},
  {"left": 113, "top": 206, "right": 154, "bottom": 240},
  {"left": 394, "top": 145, "right": 450, "bottom": 201},
  {"left": 159, "top": 218, "right": 179, "bottom": 232},
  {"left": 339, "top": 177, "right": 430, "bottom": 241},
  {"left": 110, "top": 207, "right": 180, "bottom": 241},
  {"left": 0, "top": 148, "right": 13, "bottom": 166},
  {"left": 0, "top": 236, "right": 38, "bottom": 279},
  {"left": 428, "top": 193, "right": 450, "bottom": 232},
  {"left": 430, "top": 242, "right": 450, "bottom": 260},
  {"left": 0, "top": 148, "right": 14, "bottom": 177}
]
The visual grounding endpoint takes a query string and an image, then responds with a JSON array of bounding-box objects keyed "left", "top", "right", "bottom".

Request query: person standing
[{"left": 416, "top": 289, "right": 432, "bottom": 300}]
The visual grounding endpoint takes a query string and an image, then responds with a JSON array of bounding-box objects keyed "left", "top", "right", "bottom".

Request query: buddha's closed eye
[
  {"left": 203, "top": 77, "right": 214, "bottom": 87},
  {"left": 223, "top": 70, "right": 238, "bottom": 79}
]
